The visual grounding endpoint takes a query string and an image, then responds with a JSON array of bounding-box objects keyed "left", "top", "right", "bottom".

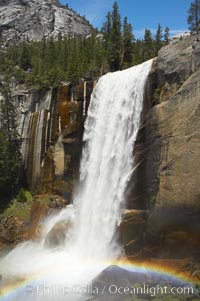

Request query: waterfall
[
  {"left": 0, "top": 60, "right": 153, "bottom": 301},
  {"left": 72, "top": 59, "right": 153, "bottom": 261}
]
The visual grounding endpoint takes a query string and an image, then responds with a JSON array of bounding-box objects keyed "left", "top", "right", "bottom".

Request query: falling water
[
  {"left": 0, "top": 59, "right": 153, "bottom": 301},
  {"left": 72, "top": 59, "right": 153, "bottom": 261}
]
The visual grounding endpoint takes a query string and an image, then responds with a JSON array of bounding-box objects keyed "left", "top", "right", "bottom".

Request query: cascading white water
[
  {"left": 0, "top": 59, "right": 153, "bottom": 301},
  {"left": 72, "top": 59, "right": 153, "bottom": 261}
]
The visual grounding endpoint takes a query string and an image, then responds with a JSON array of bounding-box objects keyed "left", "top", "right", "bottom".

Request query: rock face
[
  {"left": 0, "top": 0, "right": 92, "bottom": 45},
  {"left": 13, "top": 81, "right": 95, "bottom": 197},
  {"left": 0, "top": 215, "right": 26, "bottom": 247},
  {"left": 153, "top": 36, "right": 200, "bottom": 208},
  {"left": 119, "top": 210, "right": 148, "bottom": 258},
  {"left": 126, "top": 34, "right": 200, "bottom": 260}
]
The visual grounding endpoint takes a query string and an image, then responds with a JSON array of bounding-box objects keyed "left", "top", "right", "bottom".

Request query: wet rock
[
  {"left": 48, "top": 195, "right": 69, "bottom": 209},
  {"left": 45, "top": 220, "right": 72, "bottom": 248},
  {"left": 0, "top": 216, "right": 26, "bottom": 247},
  {"left": 119, "top": 210, "right": 148, "bottom": 256},
  {"left": 90, "top": 264, "right": 196, "bottom": 301},
  {"left": 181, "top": 259, "right": 200, "bottom": 283},
  {"left": 28, "top": 200, "right": 47, "bottom": 239}
]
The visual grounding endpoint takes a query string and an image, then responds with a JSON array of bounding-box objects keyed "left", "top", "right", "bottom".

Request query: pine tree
[
  {"left": 122, "top": 17, "right": 134, "bottom": 68},
  {"left": 109, "top": 1, "right": 122, "bottom": 71},
  {"left": 132, "top": 40, "right": 143, "bottom": 65},
  {"left": 95, "top": 36, "right": 106, "bottom": 76},
  {"left": 102, "top": 12, "right": 112, "bottom": 51},
  {"left": 164, "top": 26, "right": 170, "bottom": 44},
  {"left": 36, "top": 38, "right": 47, "bottom": 84},
  {"left": 101, "top": 12, "right": 112, "bottom": 71},
  {"left": 154, "top": 23, "right": 163, "bottom": 55},
  {"left": 187, "top": 0, "right": 200, "bottom": 34},
  {"left": 19, "top": 41, "right": 32, "bottom": 70},
  {"left": 143, "top": 28, "right": 153, "bottom": 61}
]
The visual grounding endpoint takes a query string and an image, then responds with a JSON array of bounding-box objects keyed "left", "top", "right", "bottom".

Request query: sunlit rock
[{"left": 0, "top": 0, "right": 92, "bottom": 46}]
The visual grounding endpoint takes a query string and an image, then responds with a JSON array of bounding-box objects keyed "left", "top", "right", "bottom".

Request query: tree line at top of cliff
[
  {"left": 0, "top": 2, "right": 170, "bottom": 88},
  {"left": 0, "top": 0, "right": 199, "bottom": 89}
]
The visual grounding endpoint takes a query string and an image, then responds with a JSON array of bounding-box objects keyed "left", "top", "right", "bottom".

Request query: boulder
[
  {"left": 48, "top": 195, "right": 69, "bottom": 209},
  {"left": 44, "top": 220, "right": 72, "bottom": 248}
]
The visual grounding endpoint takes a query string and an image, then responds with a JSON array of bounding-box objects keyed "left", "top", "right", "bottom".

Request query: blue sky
[{"left": 60, "top": 0, "right": 192, "bottom": 38}]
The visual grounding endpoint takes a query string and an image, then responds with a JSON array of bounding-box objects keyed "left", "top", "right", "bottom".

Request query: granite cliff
[
  {"left": 123, "top": 34, "right": 200, "bottom": 265},
  {"left": 0, "top": 0, "right": 92, "bottom": 45}
]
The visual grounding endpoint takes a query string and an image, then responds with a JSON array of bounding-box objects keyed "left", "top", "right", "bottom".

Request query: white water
[{"left": 0, "top": 60, "right": 153, "bottom": 301}]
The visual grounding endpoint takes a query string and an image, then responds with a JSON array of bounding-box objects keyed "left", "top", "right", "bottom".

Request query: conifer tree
[
  {"left": 132, "top": 40, "right": 143, "bottom": 65},
  {"left": 143, "top": 28, "right": 153, "bottom": 61},
  {"left": 187, "top": 0, "right": 200, "bottom": 34},
  {"left": 101, "top": 12, "right": 112, "bottom": 71},
  {"left": 109, "top": 1, "right": 122, "bottom": 71},
  {"left": 122, "top": 17, "right": 134, "bottom": 68},
  {"left": 154, "top": 23, "right": 163, "bottom": 55},
  {"left": 102, "top": 12, "right": 112, "bottom": 53},
  {"left": 164, "top": 26, "right": 170, "bottom": 44},
  {"left": 19, "top": 41, "right": 32, "bottom": 70}
]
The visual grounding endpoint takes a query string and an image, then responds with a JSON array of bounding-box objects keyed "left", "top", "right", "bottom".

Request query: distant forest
[{"left": 0, "top": 2, "right": 170, "bottom": 88}]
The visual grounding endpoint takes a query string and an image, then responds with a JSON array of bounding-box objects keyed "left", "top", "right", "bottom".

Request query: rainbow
[
  {"left": 116, "top": 258, "right": 196, "bottom": 283},
  {"left": 0, "top": 258, "right": 198, "bottom": 300}
]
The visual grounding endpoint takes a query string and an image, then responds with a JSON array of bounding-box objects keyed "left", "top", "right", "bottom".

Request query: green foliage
[
  {"left": 151, "top": 196, "right": 157, "bottom": 205},
  {"left": 164, "top": 26, "right": 170, "bottom": 44},
  {"left": 0, "top": 82, "right": 22, "bottom": 197},
  {"left": 0, "top": 196, "right": 33, "bottom": 221},
  {"left": 16, "top": 188, "right": 32, "bottom": 203},
  {"left": 143, "top": 28, "right": 154, "bottom": 61},
  {"left": 101, "top": 2, "right": 168, "bottom": 70},
  {"left": 109, "top": 1, "right": 122, "bottom": 71},
  {"left": 187, "top": 0, "right": 200, "bottom": 34},
  {"left": 101, "top": 2, "right": 136, "bottom": 70},
  {"left": 122, "top": 17, "right": 134, "bottom": 68},
  {"left": 19, "top": 41, "right": 32, "bottom": 70},
  {"left": 154, "top": 23, "right": 163, "bottom": 55}
]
